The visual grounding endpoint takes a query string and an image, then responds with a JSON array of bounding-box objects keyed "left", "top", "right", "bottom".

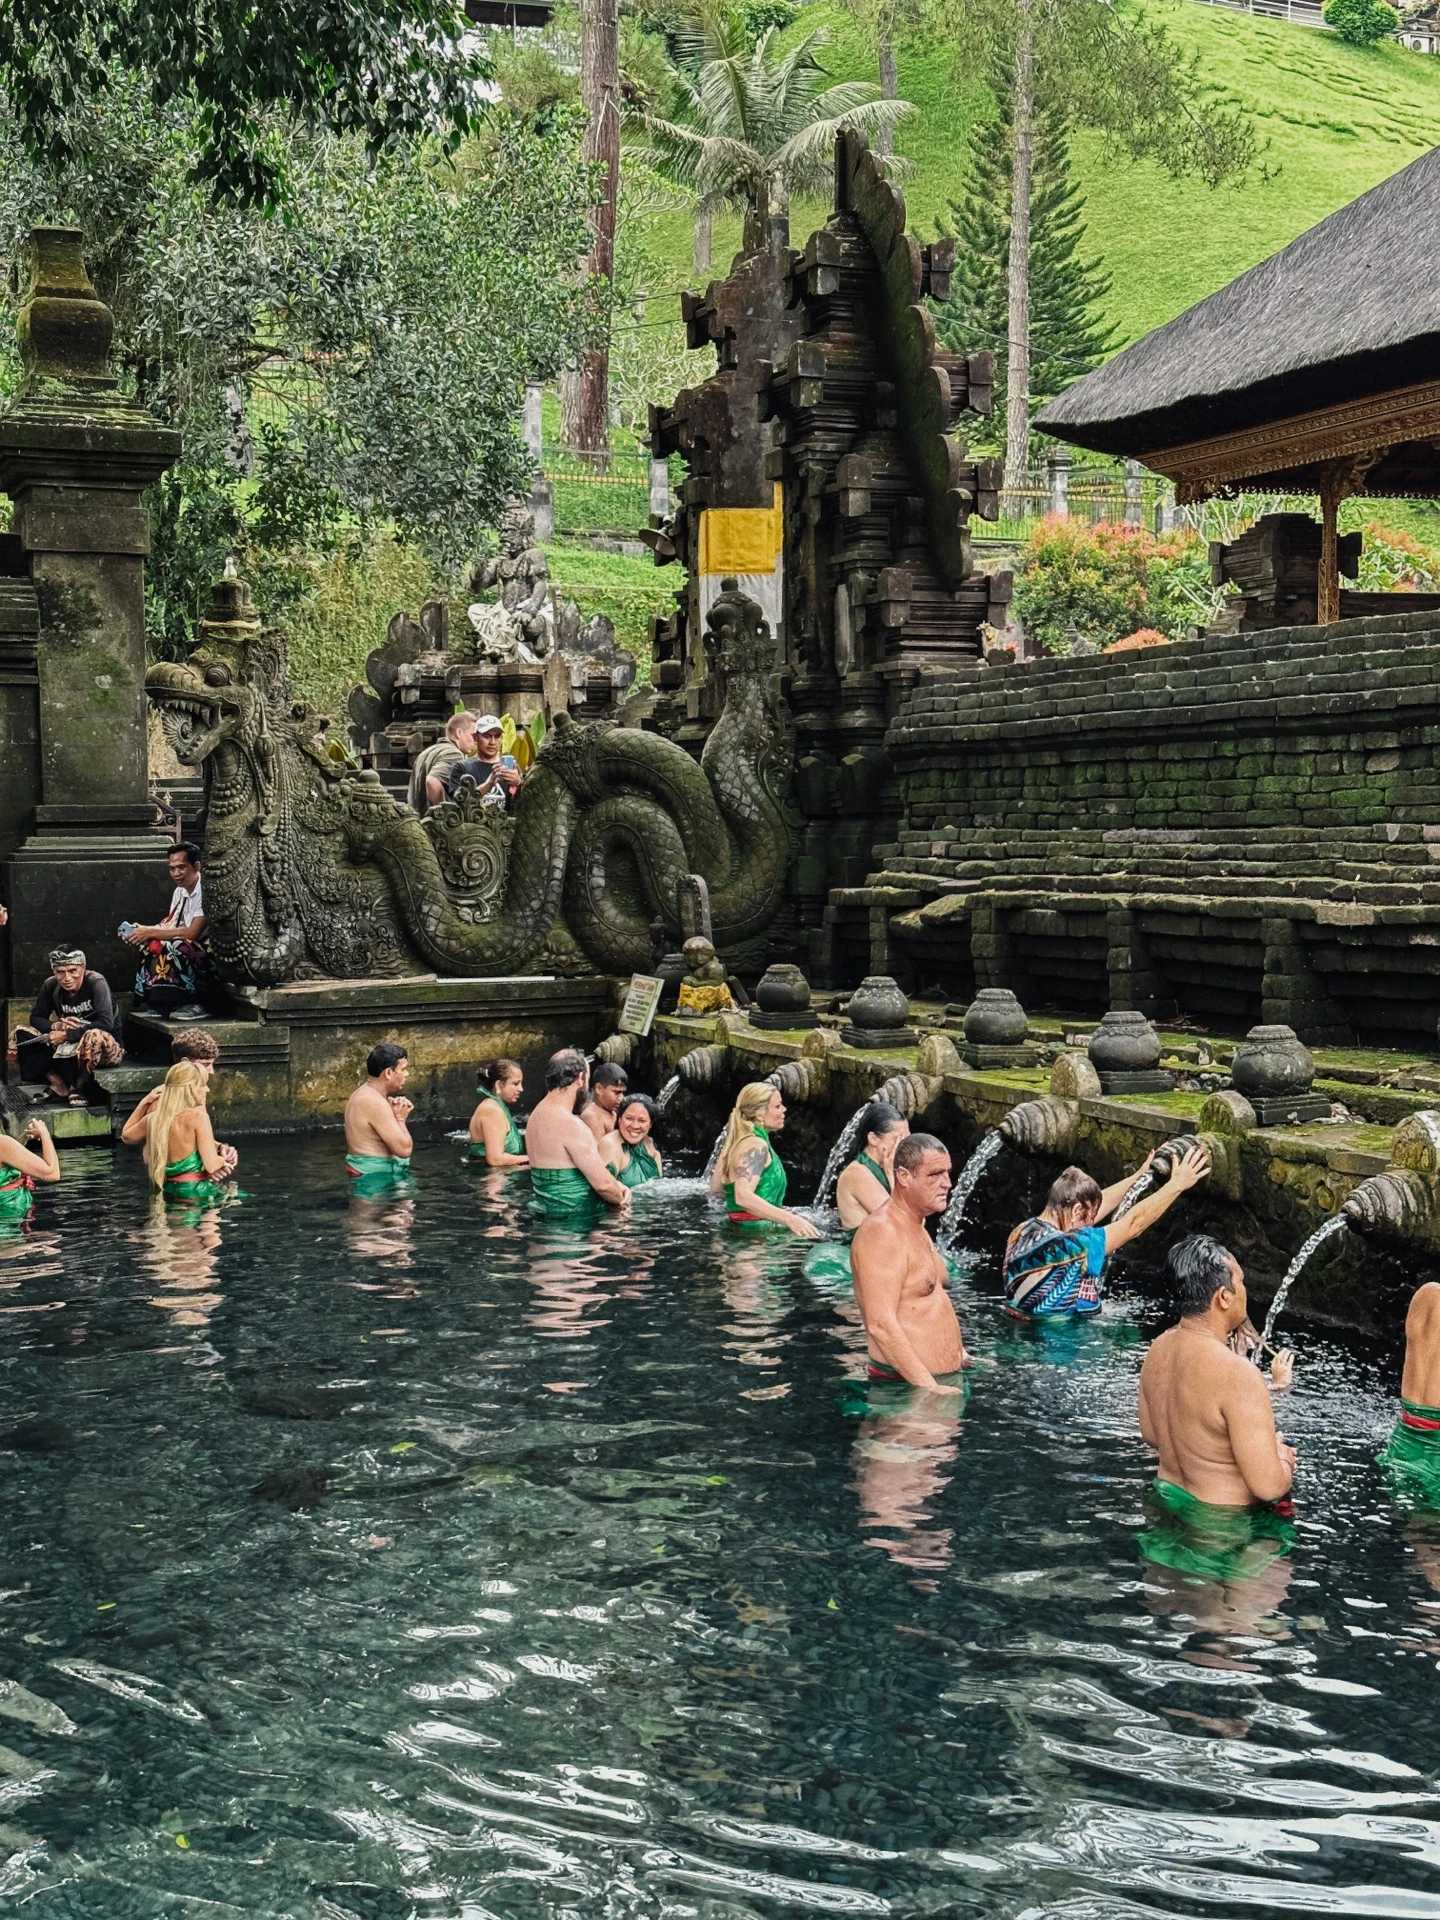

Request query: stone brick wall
[{"left": 820, "top": 609, "right": 1440, "bottom": 1045}]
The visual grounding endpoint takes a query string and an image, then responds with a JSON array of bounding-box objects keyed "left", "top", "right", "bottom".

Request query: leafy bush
[
  {"left": 1355, "top": 520, "right": 1440, "bottom": 591},
  {"left": 1322, "top": 0, "right": 1400, "bottom": 45},
  {"left": 1011, "top": 518, "right": 1212, "bottom": 656}
]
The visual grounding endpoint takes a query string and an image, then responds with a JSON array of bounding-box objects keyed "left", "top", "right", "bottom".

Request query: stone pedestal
[
  {"left": 1089, "top": 1010, "right": 1174, "bottom": 1095},
  {"left": 1232, "top": 1022, "right": 1330, "bottom": 1127},
  {"left": 959, "top": 986, "right": 1042, "bottom": 1069},
  {"left": 0, "top": 228, "right": 181, "bottom": 993}
]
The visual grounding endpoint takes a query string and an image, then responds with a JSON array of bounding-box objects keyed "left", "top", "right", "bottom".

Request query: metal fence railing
[
  {"left": 542, "top": 446, "right": 665, "bottom": 539},
  {"left": 1188, "top": 0, "right": 1328, "bottom": 25}
]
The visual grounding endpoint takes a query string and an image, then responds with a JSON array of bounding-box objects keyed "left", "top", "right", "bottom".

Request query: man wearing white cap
[{"left": 446, "top": 713, "right": 522, "bottom": 811}]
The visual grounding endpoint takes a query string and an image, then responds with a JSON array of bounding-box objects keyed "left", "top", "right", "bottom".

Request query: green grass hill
[{"left": 639, "top": 0, "right": 1440, "bottom": 349}]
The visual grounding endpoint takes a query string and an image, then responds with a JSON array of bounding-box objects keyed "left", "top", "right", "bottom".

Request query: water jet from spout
[
  {"left": 813, "top": 1103, "right": 871, "bottom": 1210},
  {"left": 937, "top": 1129, "right": 1004, "bottom": 1253},
  {"left": 656, "top": 1074, "right": 681, "bottom": 1115},
  {"left": 1260, "top": 1214, "right": 1349, "bottom": 1351}
]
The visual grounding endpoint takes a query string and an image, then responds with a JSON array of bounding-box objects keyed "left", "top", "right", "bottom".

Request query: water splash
[
  {"left": 937, "top": 1130, "right": 1003, "bottom": 1253},
  {"left": 656, "top": 1075, "right": 680, "bottom": 1115},
  {"left": 1112, "top": 1169, "right": 1154, "bottom": 1222},
  {"left": 703, "top": 1126, "right": 727, "bottom": 1184},
  {"left": 812, "top": 1103, "right": 871, "bottom": 1210},
  {"left": 1261, "top": 1213, "right": 1349, "bottom": 1350}
]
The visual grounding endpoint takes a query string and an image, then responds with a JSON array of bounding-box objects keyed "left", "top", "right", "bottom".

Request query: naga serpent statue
[{"left": 144, "top": 572, "right": 793, "bottom": 985}]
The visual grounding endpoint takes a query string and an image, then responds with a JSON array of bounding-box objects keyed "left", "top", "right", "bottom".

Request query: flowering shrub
[
  {"left": 1011, "top": 518, "right": 1211, "bottom": 656},
  {"left": 1105, "top": 627, "right": 1169, "bottom": 653}
]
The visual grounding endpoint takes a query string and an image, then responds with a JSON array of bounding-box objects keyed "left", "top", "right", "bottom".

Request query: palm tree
[{"left": 637, "top": 3, "right": 914, "bottom": 275}]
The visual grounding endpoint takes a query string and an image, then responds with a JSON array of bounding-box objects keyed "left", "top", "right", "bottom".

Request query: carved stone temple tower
[{"left": 0, "top": 228, "right": 180, "bottom": 993}]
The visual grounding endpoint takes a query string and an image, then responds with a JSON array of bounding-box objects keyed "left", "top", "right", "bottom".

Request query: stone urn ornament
[
  {"left": 750, "top": 962, "right": 819, "bottom": 1031},
  {"left": 841, "top": 976, "right": 917, "bottom": 1050},
  {"left": 1231, "top": 1024, "right": 1329, "bottom": 1125},
  {"left": 959, "top": 988, "right": 1042, "bottom": 1069},
  {"left": 1088, "top": 1011, "right": 1174, "bottom": 1094}
]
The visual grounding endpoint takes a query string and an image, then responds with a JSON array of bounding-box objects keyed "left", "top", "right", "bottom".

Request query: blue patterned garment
[{"left": 1003, "top": 1217, "right": 1109, "bottom": 1318}]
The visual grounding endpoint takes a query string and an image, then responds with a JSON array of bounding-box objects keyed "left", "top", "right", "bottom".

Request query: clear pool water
[{"left": 0, "top": 1135, "right": 1436, "bottom": 1917}]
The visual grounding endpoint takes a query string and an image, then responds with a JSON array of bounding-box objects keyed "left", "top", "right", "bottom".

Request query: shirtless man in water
[
  {"left": 851, "top": 1133, "right": 972, "bottom": 1391},
  {"left": 526, "top": 1048, "right": 630, "bottom": 1217},
  {"left": 344, "top": 1041, "right": 414, "bottom": 1186},
  {"left": 1139, "top": 1233, "right": 1296, "bottom": 1509},
  {"left": 1380, "top": 1280, "right": 1440, "bottom": 1503}
]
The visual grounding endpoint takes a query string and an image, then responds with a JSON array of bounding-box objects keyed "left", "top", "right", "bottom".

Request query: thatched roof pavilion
[{"left": 1037, "top": 147, "right": 1440, "bottom": 620}]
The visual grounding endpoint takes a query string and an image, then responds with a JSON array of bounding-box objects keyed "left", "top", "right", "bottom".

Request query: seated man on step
[
  {"left": 9, "top": 947, "right": 122, "bottom": 1105},
  {"left": 124, "top": 841, "right": 213, "bottom": 1019}
]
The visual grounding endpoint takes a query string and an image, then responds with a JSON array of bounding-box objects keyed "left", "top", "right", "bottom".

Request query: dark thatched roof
[{"left": 1037, "top": 146, "right": 1440, "bottom": 459}]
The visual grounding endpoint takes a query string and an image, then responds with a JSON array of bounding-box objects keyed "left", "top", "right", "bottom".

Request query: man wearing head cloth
[{"left": 7, "top": 947, "right": 122, "bottom": 1105}]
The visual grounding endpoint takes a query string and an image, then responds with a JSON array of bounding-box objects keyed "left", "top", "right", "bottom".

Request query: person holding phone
[{"left": 445, "top": 713, "right": 523, "bottom": 811}]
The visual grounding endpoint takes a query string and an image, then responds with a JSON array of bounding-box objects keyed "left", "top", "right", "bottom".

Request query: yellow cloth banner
[
  {"left": 676, "top": 981, "right": 735, "bottom": 1017},
  {"left": 698, "top": 485, "right": 784, "bottom": 578}
]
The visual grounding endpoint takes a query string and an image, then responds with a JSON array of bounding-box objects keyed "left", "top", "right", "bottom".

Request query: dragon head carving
[{"left": 145, "top": 561, "right": 298, "bottom": 770}]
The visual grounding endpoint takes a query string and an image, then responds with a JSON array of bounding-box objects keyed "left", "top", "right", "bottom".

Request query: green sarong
[
  {"left": 470, "top": 1089, "right": 524, "bottom": 1164},
  {"left": 532, "top": 1164, "right": 604, "bottom": 1222},
  {"left": 1381, "top": 1399, "right": 1440, "bottom": 1509},
  {"left": 0, "top": 1172, "right": 34, "bottom": 1226},
  {"left": 163, "top": 1148, "right": 234, "bottom": 1207},
  {"left": 346, "top": 1150, "right": 413, "bottom": 1198},
  {"left": 1139, "top": 1478, "right": 1295, "bottom": 1585},
  {"left": 855, "top": 1150, "right": 891, "bottom": 1194},
  {"left": 617, "top": 1139, "right": 661, "bottom": 1190},
  {"left": 724, "top": 1124, "right": 788, "bottom": 1227}
]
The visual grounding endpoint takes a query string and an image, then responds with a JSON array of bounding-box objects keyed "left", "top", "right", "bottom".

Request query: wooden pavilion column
[{"left": 1315, "top": 453, "right": 1377, "bottom": 626}]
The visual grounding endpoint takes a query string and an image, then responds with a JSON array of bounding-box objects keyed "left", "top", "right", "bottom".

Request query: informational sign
[{"left": 618, "top": 973, "right": 664, "bottom": 1037}]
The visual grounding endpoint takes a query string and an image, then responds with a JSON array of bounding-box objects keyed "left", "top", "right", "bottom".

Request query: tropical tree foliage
[
  {"left": 939, "top": 64, "right": 1118, "bottom": 450},
  {"left": 0, "top": 76, "right": 602, "bottom": 654},
  {"left": 636, "top": 2, "right": 914, "bottom": 248},
  {"left": 1322, "top": 0, "right": 1401, "bottom": 44},
  {"left": 0, "top": 0, "right": 486, "bottom": 207}
]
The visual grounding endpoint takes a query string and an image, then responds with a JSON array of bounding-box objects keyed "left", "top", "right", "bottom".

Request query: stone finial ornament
[
  {"left": 1088, "top": 1011, "right": 1174, "bottom": 1094},
  {"left": 842, "top": 976, "right": 917, "bottom": 1049},
  {"left": 15, "top": 227, "right": 116, "bottom": 391},
  {"left": 960, "top": 988, "right": 1042, "bottom": 1069},
  {"left": 1231, "top": 1023, "right": 1329, "bottom": 1126}
]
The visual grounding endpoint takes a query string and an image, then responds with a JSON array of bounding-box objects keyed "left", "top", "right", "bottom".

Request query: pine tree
[{"left": 939, "top": 64, "right": 1119, "bottom": 460}]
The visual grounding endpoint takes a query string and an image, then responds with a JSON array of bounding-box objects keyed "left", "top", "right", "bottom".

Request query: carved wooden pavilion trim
[{"left": 1147, "top": 377, "right": 1440, "bottom": 503}]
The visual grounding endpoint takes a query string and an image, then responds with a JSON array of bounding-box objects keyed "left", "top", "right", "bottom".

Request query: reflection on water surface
[{"left": 0, "top": 1135, "right": 1435, "bottom": 1916}]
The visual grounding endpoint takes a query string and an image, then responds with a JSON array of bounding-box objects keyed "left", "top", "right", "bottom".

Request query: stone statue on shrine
[{"left": 467, "top": 501, "right": 554, "bottom": 664}]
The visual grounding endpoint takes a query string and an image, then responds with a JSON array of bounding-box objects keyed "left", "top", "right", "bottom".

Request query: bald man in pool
[{"left": 851, "top": 1133, "right": 973, "bottom": 1393}]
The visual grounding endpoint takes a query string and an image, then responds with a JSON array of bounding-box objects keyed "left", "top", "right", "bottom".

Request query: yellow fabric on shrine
[
  {"left": 676, "top": 982, "right": 735, "bottom": 1016},
  {"left": 698, "top": 486, "right": 783, "bottom": 577}
]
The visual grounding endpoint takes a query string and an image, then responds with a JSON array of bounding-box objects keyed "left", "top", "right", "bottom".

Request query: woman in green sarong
[
  {"left": 144, "top": 1060, "right": 238, "bottom": 1205},
  {"left": 603, "top": 1094, "right": 664, "bottom": 1190},
  {"left": 468, "top": 1057, "right": 528, "bottom": 1170},
  {"left": 0, "top": 1095, "right": 60, "bottom": 1227},
  {"left": 808, "top": 1101, "right": 908, "bottom": 1285},
  {"left": 710, "top": 1082, "right": 820, "bottom": 1238}
]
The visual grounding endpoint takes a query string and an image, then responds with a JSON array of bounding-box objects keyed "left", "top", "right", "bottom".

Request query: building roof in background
[{"left": 1037, "top": 145, "right": 1440, "bottom": 464}]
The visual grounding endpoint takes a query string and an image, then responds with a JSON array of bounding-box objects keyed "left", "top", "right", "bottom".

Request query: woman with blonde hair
[
  {"left": 709, "top": 1081, "right": 819, "bottom": 1238},
  {"left": 144, "top": 1060, "right": 238, "bottom": 1200}
]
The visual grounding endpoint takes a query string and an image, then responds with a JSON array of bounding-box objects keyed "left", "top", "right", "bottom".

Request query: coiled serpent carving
[{"left": 145, "top": 582, "right": 792, "bottom": 983}]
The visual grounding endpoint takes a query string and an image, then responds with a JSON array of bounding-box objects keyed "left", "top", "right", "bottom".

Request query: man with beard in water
[
  {"left": 851, "top": 1133, "right": 974, "bottom": 1392},
  {"left": 526, "top": 1049, "right": 630, "bottom": 1221},
  {"left": 1138, "top": 1234, "right": 1297, "bottom": 1588},
  {"left": 1381, "top": 1279, "right": 1440, "bottom": 1505}
]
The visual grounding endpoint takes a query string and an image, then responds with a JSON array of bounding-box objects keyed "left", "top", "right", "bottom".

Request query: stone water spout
[
  {"left": 674, "top": 1044, "right": 729, "bottom": 1092},
  {"left": 593, "top": 1033, "right": 638, "bottom": 1068},
  {"left": 999, "top": 1096, "right": 1081, "bottom": 1160},
  {"left": 1343, "top": 1110, "right": 1440, "bottom": 1246},
  {"left": 765, "top": 1058, "right": 828, "bottom": 1105}
]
